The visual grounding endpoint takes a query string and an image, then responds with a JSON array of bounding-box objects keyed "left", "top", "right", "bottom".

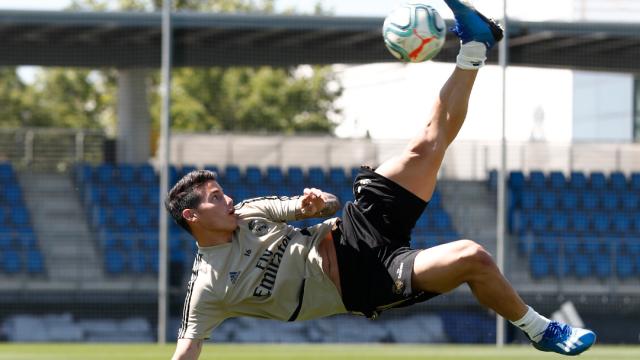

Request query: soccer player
[{"left": 165, "top": 1, "right": 596, "bottom": 359}]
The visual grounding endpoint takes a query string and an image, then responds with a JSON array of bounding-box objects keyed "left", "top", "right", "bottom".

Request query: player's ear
[{"left": 182, "top": 209, "right": 198, "bottom": 223}]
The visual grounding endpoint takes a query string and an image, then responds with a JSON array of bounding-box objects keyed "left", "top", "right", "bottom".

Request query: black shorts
[{"left": 334, "top": 166, "right": 440, "bottom": 319}]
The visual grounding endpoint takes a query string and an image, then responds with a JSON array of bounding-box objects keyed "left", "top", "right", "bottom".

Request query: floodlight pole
[
  {"left": 158, "top": 0, "right": 172, "bottom": 345},
  {"left": 496, "top": 0, "right": 509, "bottom": 348}
]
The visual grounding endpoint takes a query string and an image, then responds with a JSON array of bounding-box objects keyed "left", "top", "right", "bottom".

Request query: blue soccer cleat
[
  {"left": 444, "top": 0, "right": 504, "bottom": 49},
  {"left": 531, "top": 321, "right": 597, "bottom": 356}
]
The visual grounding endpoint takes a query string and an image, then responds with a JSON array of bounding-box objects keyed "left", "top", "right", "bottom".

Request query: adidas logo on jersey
[{"left": 229, "top": 271, "right": 241, "bottom": 284}]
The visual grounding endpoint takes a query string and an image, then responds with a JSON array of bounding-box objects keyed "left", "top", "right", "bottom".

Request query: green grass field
[{"left": 0, "top": 344, "right": 638, "bottom": 360}]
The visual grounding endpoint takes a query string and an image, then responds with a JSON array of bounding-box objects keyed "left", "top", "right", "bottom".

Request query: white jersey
[{"left": 178, "top": 196, "right": 347, "bottom": 340}]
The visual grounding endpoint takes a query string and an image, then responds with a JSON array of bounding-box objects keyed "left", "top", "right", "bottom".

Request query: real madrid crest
[
  {"left": 393, "top": 280, "right": 405, "bottom": 295},
  {"left": 248, "top": 219, "right": 269, "bottom": 236}
]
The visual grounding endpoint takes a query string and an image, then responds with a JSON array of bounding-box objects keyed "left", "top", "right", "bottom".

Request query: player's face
[{"left": 194, "top": 180, "right": 238, "bottom": 232}]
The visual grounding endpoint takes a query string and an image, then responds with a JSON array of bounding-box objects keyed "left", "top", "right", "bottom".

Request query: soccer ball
[{"left": 382, "top": 3, "right": 446, "bottom": 63}]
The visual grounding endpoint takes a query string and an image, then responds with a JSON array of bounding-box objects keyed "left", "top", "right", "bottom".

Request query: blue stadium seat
[
  {"left": 570, "top": 171, "right": 587, "bottom": 190},
  {"left": 583, "top": 236, "right": 603, "bottom": 255},
  {"left": 609, "top": 171, "right": 627, "bottom": 190},
  {"left": 594, "top": 254, "right": 611, "bottom": 278},
  {"left": 112, "top": 207, "right": 133, "bottom": 228},
  {"left": 432, "top": 210, "right": 453, "bottom": 232},
  {"left": 528, "top": 171, "right": 546, "bottom": 189},
  {"left": 224, "top": 165, "right": 242, "bottom": 185},
  {"left": 414, "top": 214, "right": 430, "bottom": 232},
  {"left": 589, "top": 172, "right": 607, "bottom": 190},
  {"left": 104, "top": 186, "right": 124, "bottom": 206},
  {"left": 631, "top": 173, "right": 640, "bottom": 191},
  {"left": 117, "top": 164, "right": 136, "bottom": 183},
  {"left": 517, "top": 234, "right": 534, "bottom": 255},
  {"left": 135, "top": 207, "right": 157, "bottom": 229},
  {"left": 26, "top": 250, "right": 44, "bottom": 274},
  {"left": 105, "top": 250, "right": 126, "bottom": 274},
  {"left": 1, "top": 250, "right": 22, "bottom": 273},
  {"left": 265, "top": 167, "right": 284, "bottom": 185},
  {"left": 570, "top": 212, "right": 589, "bottom": 233},
  {"left": 124, "top": 186, "right": 145, "bottom": 206},
  {"left": 307, "top": 167, "right": 325, "bottom": 185},
  {"left": 621, "top": 191, "right": 639, "bottom": 211},
  {"left": 328, "top": 167, "right": 347, "bottom": 185},
  {"left": 3, "top": 184, "right": 23, "bottom": 203},
  {"left": 144, "top": 186, "right": 160, "bottom": 206},
  {"left": 287, "top": 167, "right": 305, "bottom": 185},
  {"left": 612, "top": 214, "right": 632, "bottom": 234},
  {"left": 601, "top": 191, "right": 619, "bottom": 211},
  {"left": 549, "top": 171, "right": 566, "bottom": 189},
  {"left": 616, "top": 254, "right": 634, "bottom": 279},
  {"left": 95, "top": 164, "right": 116, "bottom": 184},
  {"left": 169, "top": 165, "right": 180, "bottom": 184},
  {"left": 530, "top": 253, "right": 551, "bottom": 279},
  {"left": 561, "top": 235, "right": 580, "bottom": 254},
  {"left": 130, "top": 250, "right": 147, "bottom": 273},
  {"left": 537, "top": 235, "right": 559, "bottom": 254},
  {"left": 350, "top": 167, "right": 361, "bottom": 182},
  {"left": 509, "top": 171, "right": 525, "bottom": 191},
  {"left": 0, "top": 207, "right": 6, "bottom": 225},
  {"left": 11, "top": 207, "right": 30, "bottom": 227},
  {"left": 592, "top": 213, "right": 611, "bottom": 234},
  {"left": 430, "top": 191, "right": 442, "bottom": 208},
  {"left": 0, "top": 232, "right": 13, "bottom": 250},
  {"left": 245, "top": 166, "right": 262, "bottom": 185},
  {"left": 180, "top": 165, "right": 198, "bottom": 177},
  {"left": 521, "top": 190, "right": 538, "bottom": 210},
  {"left": 530, "top": 212, "right": 550, "bottom": 234},
  {"left": 557, "top": 253, "right": 573, "bottom": 278},
  {"left": 540, "top": 192, "right": 558, "bottom": 210},
  {"left": 0, "top": 162, "right": 14, "bottom": 183},
  {"left": 137, "top": 164, "right": 157, "bottom": 184},
  {"left": 18, "top": 232, "right": 37, "bottom": 250},
  {"left": 574, "top": 254, "right": 592, "bottom": 278},
  {"left": 203, "top": 165, "right": 219, "bottom": 174},
  {"left": 560, "top": 190, "right": 578, "bottom": 210},
  {"left": 550, "top": 212, "right": 569, "bottom": 233},
  {"left": 581, "top": 191, "right": 600, "bottom": 211}
]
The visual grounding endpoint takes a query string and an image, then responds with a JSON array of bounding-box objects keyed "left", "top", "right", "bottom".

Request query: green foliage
[{"left": 1, "top": 0, "right": 341, "bottom": 134}]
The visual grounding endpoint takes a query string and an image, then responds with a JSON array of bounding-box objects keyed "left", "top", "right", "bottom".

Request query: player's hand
[{"left": 299, "top": 188, "right": 325, "bottom": 216}]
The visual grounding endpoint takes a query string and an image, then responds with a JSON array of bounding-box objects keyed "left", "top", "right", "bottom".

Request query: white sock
[
  {"left": 510, "top": 306, "right": 551, "bottom": 342},
  {"left": 456, "top": 41, "right": 487, "bottom": 70}
]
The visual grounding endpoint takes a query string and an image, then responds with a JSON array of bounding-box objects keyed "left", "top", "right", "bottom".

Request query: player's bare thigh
[{"left": 410, "top": 239, "right": 492, "bottom": 294}]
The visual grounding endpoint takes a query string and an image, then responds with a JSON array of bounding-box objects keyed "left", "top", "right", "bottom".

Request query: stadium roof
[{"left": 0, "top": 10, "right": 639, "bottom": 73}]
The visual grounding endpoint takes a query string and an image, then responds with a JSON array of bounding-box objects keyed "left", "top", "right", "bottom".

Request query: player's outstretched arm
[
  {"left": 295, "top": 187, "right": 341, "bottom": 219},
  {"left": 171, "top": 338, "right": 203, "bottom": 360}
]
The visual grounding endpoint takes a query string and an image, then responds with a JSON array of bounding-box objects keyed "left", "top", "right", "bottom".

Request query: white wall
[{"left": 572, "top": 72, "right": 634, "bottom": 141}]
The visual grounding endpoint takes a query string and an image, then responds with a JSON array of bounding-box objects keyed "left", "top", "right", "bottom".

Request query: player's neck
[{"left": 194, "top": 229, "right": 234, "bottom": 247}]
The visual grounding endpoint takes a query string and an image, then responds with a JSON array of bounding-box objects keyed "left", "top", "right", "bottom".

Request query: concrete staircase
[
  {"left": 438, "top": 180, "right": 499, "bottom": 254},
  {"left": 18, "top": 171, "right": 103, "bottom": 285}
]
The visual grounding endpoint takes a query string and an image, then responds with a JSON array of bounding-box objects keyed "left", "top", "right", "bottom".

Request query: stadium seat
[
  {"left": 570, "top": 171, "right": 587, "bottom": 190},
  {"left": 550, "top": 212, "right": 569, "bottom": 233},
  {"left": 616, "top": 254, "right": 634, "bottom": 279},
  {"left": 560, "top": 191, "right": 578, "bottom": 210},
  {"left": 3, "top": 184, "right": 23, "bottom": 203},
  {"left": 105, "top": 250, "right": 127, "bottom": 274},
  {"left": 521, "top": 190, "right": 538, "bottom": 210},
  {"left": 583, "top": 236, "right": 604, "bottom": 255},
  {"left": 223, "top": 166, "right": 242, "bottom": 185},
  {"left": 621, "top": 191, "right": 639, "bottom": 211},
  {"left": 95, "top": 164, "right": 116, "bottom": 184},
  {"left": 528, "top": 171, "right": 546, "bottom": 189},
  {"left": 581, "top": 191, "right": 600, "bottom": 211},
  {"left": 130, "top": 250, "right": 147, "bottom": 273},
  {"left": 590, "top": 172, "right": 607, "bottom": 190},
  {"left": 537, "top": 235, "right": 559, "bottom": 254},
  {"left": 307, "top": 167, "right": 325, "bottom": 185},
  {"left": 633, "top": 215, "right": 640, "bottom": 235},
  {"left": 328, "top": 167, "right": 347, "bottom": 185},
  {"left": 286, "top": 167, "right": 305, "bottom": 185},
  {"left": 561, "top": 235, "right": 580, "bottom": 254},
  {"left": 530, "top": 254, "right": 551, "bottom": 279},
  {"left": 180, "top": 165, "right": 197, "bottom": 177},
  {"left": 540, "top": 192, "right": 558, "bottom": 210},
  {"left": 265, "top": 167, "right": 285, "bottom": 185},
  {"left": 530, "top": 212, "right": 550, "bottom": 234},
  {"left": 594, "top": 254, "right": 612, "bottom": 278},
  {"left": 570, "top": 212, "right": 589, "bottom": 234},
  {"left": 245, "top": 166, "right": 262, "bottom": 185},
  {"left": 11, "top": 207, "right": 30, "bottom": 227},
  {"left": 169, "top": 165, "right": 180, "bottom": 184},
  {"left": 117, "top": 164, "right": 136, "bottom": 183},
  {"left": 137, "top": 164, "right": 157, "bottom": 184},
  {"left": 508, "top": 171, "right": 525, "bottom": 192},
  {"left": 631, "top": 173, "right": 640, "bottom": 191},
  {"left": 75, "top": 164, "right": 93, "bottom": 184},
  {"left": 574, "top": 255, "right": 592, "bottom": 278},
  {"left": 104, "top": 186, "right": 124, "bottom": 206},
  {"left": 609, "top": 171, "right": 627, "bottom": 190},
  {"left": 592, "top": 213, "right": 611, "bottom": 234},
  {"left": 612, "top": 214, "right": 632, "bottom": 234},
  {"left": 601, "top": 191, "right": 619, "bottom": 211},
  {"left": 549, "top": 171, "right": 566, "bottom": 189},
  {"left": 430, "top": 191, "right": 442, "bottom": 208},
  {"left": 0, "top": 207, "right": 6, "bottom": 225},
  {"left": 124, "top": 187, "right": 145, "bottom": 206},
  {"left": 1, "top": 250, "right": 22, "bottom": 273},
  {"left": 0, "top": 232, "right": 13, "bottom": 250},
  {"left": 26, "top": 250, "right": 44, "bottom": 274},
  {"left": 0, "top": 162, "right": 14, "bottom": 183},
  {"left": 203, "top": 165, "right": 219, "bottom": 174}
]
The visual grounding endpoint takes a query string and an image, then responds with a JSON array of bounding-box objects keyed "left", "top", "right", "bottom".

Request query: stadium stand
[
  {"left": 76, "top": 163, "right": 460, "bottom": 275},
  {"left": 495, "top": 170, "right": 640, "bottom": 280},
  {"left": 0, "top": 162, "right": 45, "bottom": 275}
]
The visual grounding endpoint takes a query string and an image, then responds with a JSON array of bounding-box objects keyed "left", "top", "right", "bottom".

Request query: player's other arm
[
  {"left": 295, "top": 187, "right": 341, "bottom": 220},
  {"left": 171, "top": 338, "right": 203, "bottom": 360}
]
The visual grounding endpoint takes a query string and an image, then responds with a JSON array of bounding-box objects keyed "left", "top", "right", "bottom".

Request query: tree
[{"left": 55, "top": 0, "right": 342, "bottom": 133}]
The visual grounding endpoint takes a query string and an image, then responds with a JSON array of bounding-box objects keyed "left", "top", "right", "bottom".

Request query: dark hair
[{"left": 165, "top": 169, "right": 217, "bottom": 235}]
